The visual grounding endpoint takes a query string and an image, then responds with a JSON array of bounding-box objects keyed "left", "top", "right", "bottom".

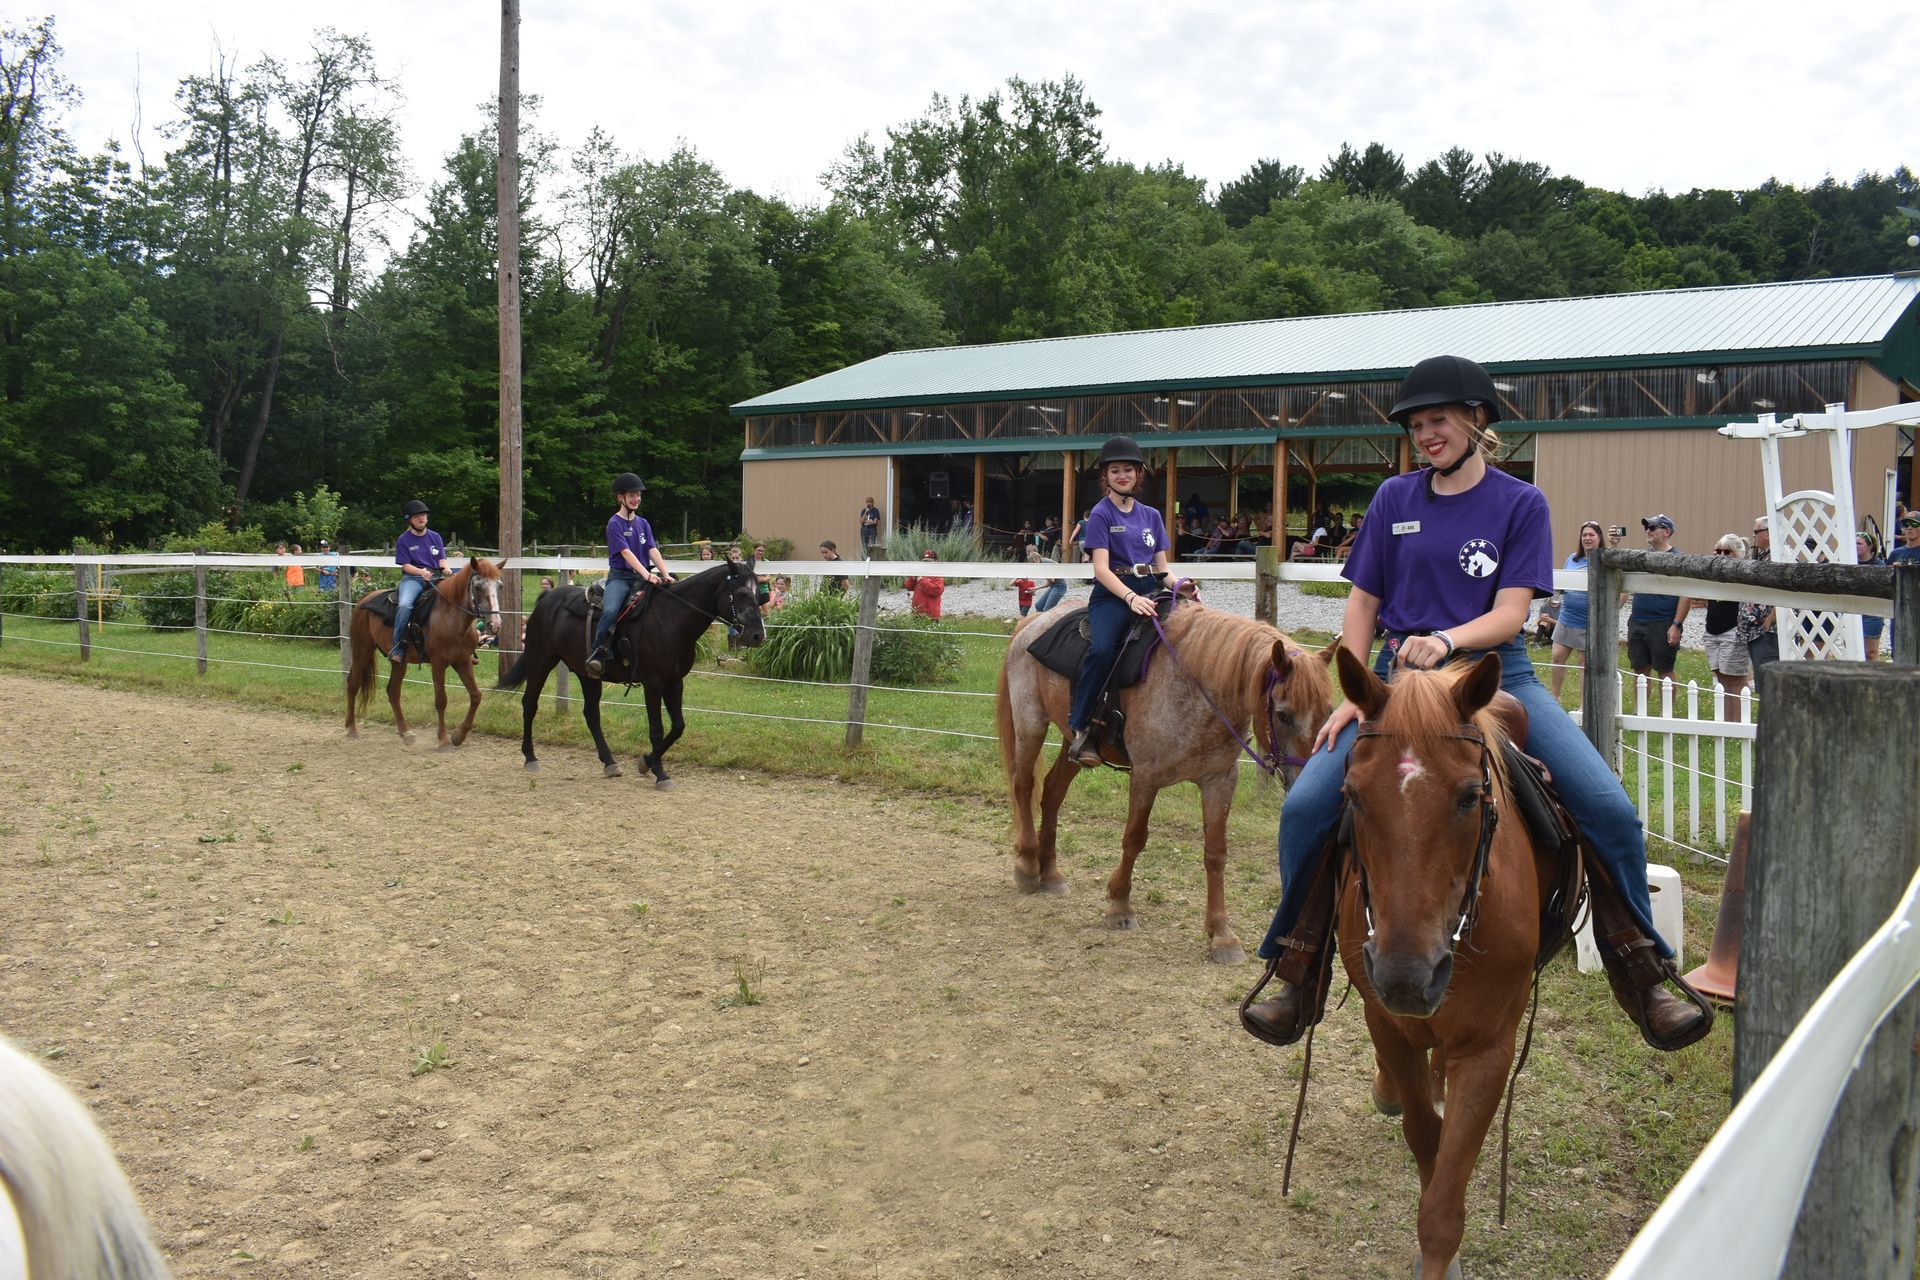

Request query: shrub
[
  {"left": 748, "top": 591, "right": 856, "bottom": 682},
  {"left": 872, "top": 611, "right": 962, "bottom": 686},
  {"left": 239, "top": 591, "right": 339, "bottom": 640},
  {"left": 139, "top": 524, "right": 277, "bottom": 631},
  {"left": 2, "top": 569, "right": 72, "bottom": 619}
]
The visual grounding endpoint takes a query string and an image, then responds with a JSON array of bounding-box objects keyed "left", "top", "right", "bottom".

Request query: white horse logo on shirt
[{"left": 1459, "top": 539, "right": 1499, "bottom": 579}]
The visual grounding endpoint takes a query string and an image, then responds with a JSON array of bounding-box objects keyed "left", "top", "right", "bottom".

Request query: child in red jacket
[
  {"left": 904, "top": 550, "right": 945, "bottom": 619},
  {"left": 1012, "top": 575, "right": 1037, "bottom": 616}
]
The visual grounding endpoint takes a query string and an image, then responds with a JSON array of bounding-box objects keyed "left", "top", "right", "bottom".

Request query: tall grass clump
[
  {"left": 749, "top": 591, "right": 858, "bottom": 682},
  {"left": 872, "top": 611, "right": 962, "bottom": 686}
]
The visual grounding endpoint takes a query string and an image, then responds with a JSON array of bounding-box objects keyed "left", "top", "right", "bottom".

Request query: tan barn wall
[
  {"left": 1534, "top": 419, "right": 1903, "bottom": 562},
  {"left": 742, "top": 456, "right": 894, "bottom": 555}
]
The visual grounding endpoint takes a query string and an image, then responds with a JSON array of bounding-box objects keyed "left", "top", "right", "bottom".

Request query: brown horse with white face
[
  {"left": 1333, "top": 648, "right": 1550, "bottom": 1280},
  {"left": 996, "top": 604, "right": 1333, "bottom": 963},
  {"left": 345, "top": 558, "right": 504, "bottom": 749}
]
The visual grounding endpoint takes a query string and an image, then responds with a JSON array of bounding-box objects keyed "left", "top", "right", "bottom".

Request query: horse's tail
[
  {"left": 496, "top": 653, "right": 528, "bottom": 692},
  {"left": 995, "top": 645, "right": 1017, "bottom": 784},
  {"left": 347, "top": 607, "right": 378, "bottom": 717},
  {"left": 0, "top": 1035, "right": 175, "bottom": 1279}
]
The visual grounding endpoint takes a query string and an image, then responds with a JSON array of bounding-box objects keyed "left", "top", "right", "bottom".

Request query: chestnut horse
[
  {"left": 345, "top": 558, "right": 504, "bottom": 749},
  {"left": 1332, "top": 648, "right": 1548, "bottom": 1280},
  {"left": 996, "top": 604, "right": 1333, "bottom": 963}
]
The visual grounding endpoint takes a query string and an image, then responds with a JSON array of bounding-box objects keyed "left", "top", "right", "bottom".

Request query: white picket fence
[{"left": 1616, "top": 674, "right": 1756, "bottom": 861}]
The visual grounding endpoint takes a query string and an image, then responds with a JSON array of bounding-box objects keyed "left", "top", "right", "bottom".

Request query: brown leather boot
[
  {"left": 1238, "top": 851, "right": 1342, "bottom": 1047},
  {"left": 1068, "top": 726, "right": 1102, "bottom": 768},
  {"left": 1585, "top": 857, "right": 1715, "bottom": 1051}
]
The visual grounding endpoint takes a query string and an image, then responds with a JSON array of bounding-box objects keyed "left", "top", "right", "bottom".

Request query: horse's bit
[{"left": 1347, "top": 722, "right": 1499, "bottom": 949}]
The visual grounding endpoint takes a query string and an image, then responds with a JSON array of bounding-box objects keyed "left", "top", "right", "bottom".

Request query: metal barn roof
[{"left": 732, "top": 273, "right": 1920, "bottom": 415}]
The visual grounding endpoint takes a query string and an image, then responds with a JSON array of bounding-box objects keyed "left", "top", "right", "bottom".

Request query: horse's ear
[
  {"left": 1335, "top": 646, "right": 1387, "bottom": 719},
  {"left": 1269, "top": 639, "right": 1293, "bottom": 681},
  {"left": 1314, "top": 638, "right": 1340, "bottom": 668},
  {"left": 1451, "top": 651, "right": 1503, "bottom": 722},
  {"left": 494, "top": 556, "right": 509, "bottom": 572}
]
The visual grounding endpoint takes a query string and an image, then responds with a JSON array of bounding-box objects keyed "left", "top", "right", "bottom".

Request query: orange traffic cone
[{"left": 1682, "top": 811, "right": 1750, "bottom": 1005}]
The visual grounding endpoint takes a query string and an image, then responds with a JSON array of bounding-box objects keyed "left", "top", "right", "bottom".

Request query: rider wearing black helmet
[
  {"left": 1239, "top": 355, "right": 1712, "bottom": 1055},
  {"left": 586, "top": 471, "right": 672, "bottom": 679},
  {"left": 1066, "top": 436, "right": 1170, "bottom": 767},
  {"left": 389, "top": 499, "right": 448, "bottom": 662}
]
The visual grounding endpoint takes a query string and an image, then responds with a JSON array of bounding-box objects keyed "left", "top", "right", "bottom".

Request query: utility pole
[{"left": 496, "top": 0, "right": 525, "bottom": 677}]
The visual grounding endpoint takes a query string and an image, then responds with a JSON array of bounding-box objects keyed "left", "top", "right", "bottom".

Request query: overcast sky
[{"left": 54, "top": 0, "right": 1914, "bottom": 210}]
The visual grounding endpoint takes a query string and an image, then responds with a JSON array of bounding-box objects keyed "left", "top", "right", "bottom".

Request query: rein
[
  {"left": 629, "top": 568, "right": 752, "bottom": 640},
  {"left": 1144, "top": 586, "right": 1309, "bottom": 776}
]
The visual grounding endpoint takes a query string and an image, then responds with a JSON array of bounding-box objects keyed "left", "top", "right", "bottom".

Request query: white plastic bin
[{"left": 1576, "top": 863, "right": 1683, "bottom": 973}]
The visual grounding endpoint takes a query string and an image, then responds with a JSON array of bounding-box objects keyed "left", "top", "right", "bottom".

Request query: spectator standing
[
  {"left": 904, "top": 550, "right": 945, "bottom": 619},
  {"left": 285, "top": 544, "right": 306, "bottom": 588},
  {"left": 1678, "top": 534, "right": 1752, "bottom": 718},
  {"left": 1549, "top": 520, "right": 1603, "bottom": 701},
  {"left": 1069, "top": 510, "right": 1090, "bottom": 562},
  {"left": 1857, "top": 531, "right": 1888, "bottom": 661},
  {"left": 763, "top": 575, "right": 791, "bottom": 614},
  {"left": 1185, "top": 493, "right": 1209, "bottom": 528},
  {"left": 1038, "top": 515, "right": 1061, "bottom": 555},
  {"left": 818, "top": 541, "right": 849, "bottom": 595},
  {"left": 859, "top": 497, "right": 882, "bottom": 557},
  {"left": 696, "top": 541, "right": 715, "bottom": 562},
  {"left": 1741, "top": 516, "right": 1781, "bottom": 667},
  {"left": 314, "top": 540, "right": 337, "bottom": 593},
  {"left": 1888, "top": 514, "right": 1920, "bottom": 655},
  {"left": 1011, "top": 573, "right": 1037, "bottom": 617},
  {"left": 1626, "top": 514, "right": 1682, "bottom": 681}
]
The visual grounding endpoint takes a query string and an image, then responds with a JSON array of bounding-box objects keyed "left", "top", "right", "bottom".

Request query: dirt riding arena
[{"left": 2, "top": 673, "right": 1675, "bottom": 1277}]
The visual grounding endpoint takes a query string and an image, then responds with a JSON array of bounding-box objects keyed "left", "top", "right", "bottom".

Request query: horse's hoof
[
  {"left": 602, "top": 762, "right": 623, "bottom": 779},
  {"left": 1210, "top": 942, "right": 1247, "bottom": 966},
  {"left": 346, "top": 729, "right": 359, "bottom": 740},
  {"left": 400, "top": 732, "right": 416, "bottom": 746},
  {"left": 523, "top": 759, "right": 540, "bottom": 773},
  {"left": 1013, "top": 868, "right": 1042, "bottom": 894},
  {"left": 1412, "top": 1258, "right": 1462, "bottom": 1280},
  {"left": 437, "top": 742, "right": 458, "bottom": 754},
  {"left": 1038, "top": 875, "right": 1068, "bottom": 896},
  {"left": 654, "top": 778, "right": 675, "bottom": 792},
  {"left": 1105, "top": 910, "right": 1136, "bottom": 931}
]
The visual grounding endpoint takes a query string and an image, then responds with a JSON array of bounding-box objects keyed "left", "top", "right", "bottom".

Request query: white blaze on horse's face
[{"left": 1397, "top": 750, "right": 1427, "bottom": 796}]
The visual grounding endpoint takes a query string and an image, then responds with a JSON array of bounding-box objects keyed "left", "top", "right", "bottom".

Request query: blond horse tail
[{"left": 0, "top": 1035, "right": 173, "bottom": 1279}]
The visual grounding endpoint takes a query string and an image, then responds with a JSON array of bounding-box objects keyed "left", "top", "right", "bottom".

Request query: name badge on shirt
[
  {"left": 1392, "top": 520, "right": 1421, "bottom": 536},
  {"left": 1109, "top": 524, "right": 1125, "bottom": 533}
]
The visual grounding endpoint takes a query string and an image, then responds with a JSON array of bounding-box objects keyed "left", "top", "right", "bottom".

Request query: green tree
[
  {"left": 1215, "top": 158, "right": 1304, "bottom": 229},
  {"left": 1319, "top": 142, "right": 1406, "bottom": 200}
]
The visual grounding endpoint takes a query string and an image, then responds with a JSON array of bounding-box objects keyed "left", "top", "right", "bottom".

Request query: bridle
[
  {"left": 1145, "top": 581, "right": 1311, "bottom": 776},
  {"left": 1346, "top": 721, "right": 1500, "bottom": 950},
  {"left": 649, "top": 563, "right": 756, "bottom": 641}
]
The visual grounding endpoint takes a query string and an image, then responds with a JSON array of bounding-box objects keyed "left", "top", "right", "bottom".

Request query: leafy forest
[{"left": 3, "top": 17, "right": 1915, "bottom": 552}]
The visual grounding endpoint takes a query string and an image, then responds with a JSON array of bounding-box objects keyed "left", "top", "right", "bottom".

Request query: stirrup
[{"left": 1239, "top": 958, "right": 1309, "bottom": 1047}]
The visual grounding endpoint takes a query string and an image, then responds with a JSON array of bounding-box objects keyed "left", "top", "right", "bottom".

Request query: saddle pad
[
  {"left": 1024, "top": 605, "right": 1158, "bottom": 689},
  {"left": 1498, "top": 740, "right": 1587, "bottom": 970},
  {"left": 356, "top": 586, "right": 438, "bottom": 630}
]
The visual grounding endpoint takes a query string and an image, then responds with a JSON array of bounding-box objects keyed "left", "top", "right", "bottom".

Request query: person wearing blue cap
[{"left": 1627, "top": 513, "right": 1682, "bottom": 681}]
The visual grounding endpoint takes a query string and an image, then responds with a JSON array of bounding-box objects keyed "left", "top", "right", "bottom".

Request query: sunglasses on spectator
[{"left": 1712, "top": 548, "right": 1736, "bottom": 556}]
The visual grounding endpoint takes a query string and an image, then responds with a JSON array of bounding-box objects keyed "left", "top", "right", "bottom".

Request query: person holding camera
[{"left": 1625, "top": 514, "right": 1682, "bottom": 682}]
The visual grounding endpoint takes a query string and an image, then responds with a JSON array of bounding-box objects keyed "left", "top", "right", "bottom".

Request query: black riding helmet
[
  {"left": 614, "top": 471, "right": 646, "bottom": 496},
  {"left": 1388, "top": 355, "right": 1503, "bottom": 427},
  {"left": 402, "top": 499, "right": 429, "bottom": 518},
  {"left": 1094, "top": 436, "right": 1145, "bottom": 469}
]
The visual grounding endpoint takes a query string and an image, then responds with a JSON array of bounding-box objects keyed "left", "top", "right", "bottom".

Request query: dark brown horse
[
  {"left": 996, "top": 604, "right": 1333, "bottom": 963},
  {"left": 345, "top": 558, "right": 504, "bottom": 749},
  {"left": 497, "top": 560, "right": 764, "bottom": 787},
  {"left": 1332, "top": 648, "right": 1549, "bottom": 1280}
]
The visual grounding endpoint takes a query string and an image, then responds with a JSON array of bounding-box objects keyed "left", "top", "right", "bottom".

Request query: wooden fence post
[
  {"left": 193, "top": 552, "right": 208, "bottom": 677},
  {"left": 1893, "top": 562, "right": 1920, "bottom": 665},
  {"left": 553, "top": 569, "right": 571, "bottom": 714},
  {"left": 0, "top": 561, "right": 6, "bottom": 651},
  {"left": 72, "top": 551, "right": 89, "bottom": 662},
  {"left": 1582, "top": 550, "right": 1620, "bottom": 760},
  {"left": 845, "top": 573, "right": 882, "bottom": 748},
  {"left": 336, "top": 556, "right": 353, "bottom": 678},
  {"left": 1735, "top": 661, "right": 1920, "bottom": 1278},
  {"left": 1254, "top": 544, "right": 1278, "bottom": 628}
]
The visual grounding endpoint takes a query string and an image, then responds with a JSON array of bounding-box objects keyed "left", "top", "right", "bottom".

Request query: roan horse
[
  {"left": 996, "top": 603, "right": 1333, "bottom": 963},
  {"left": 1, "top": 1032, "right": 174, "bottom": 1278},
  {"left": 345, "top": 558, "right": 504, "bottom": 749},
  {"left": 1331, "top": 648, "right": 1556, "bottom": 1280},
  {"left": 497, "top": 560, "right": 765, "bottom": 787}
]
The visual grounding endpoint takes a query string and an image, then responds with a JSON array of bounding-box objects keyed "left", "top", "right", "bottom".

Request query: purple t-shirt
[
  {"left": 1083, "top": 496, "right": 1168, "bottom": 570},
  {"left": 1343, "top": 468, "right": 1552, "bottom": 635},
  {"left": 395, "top": 528, "right": 446, "bottom": 573},
  {"left": 607, "top": 512, "right": 658, "bottom": 573}
]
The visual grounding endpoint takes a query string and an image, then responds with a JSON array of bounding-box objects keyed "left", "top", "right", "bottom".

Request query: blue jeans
[
  {"left": 392, "top": 576, "right": 429, "bottom": 648},
  {"left": 1034, "top": 579, "right": 1068, "bottom": 613},
  {"left": 594, "top": 570, "right": 643, "bottom": 652},
  {"left": 1257, "top": 637, "right": 1667, "bottom": 959},
  {"left": 1068, "top": 575, "right": 1159, "bottom": 730}
]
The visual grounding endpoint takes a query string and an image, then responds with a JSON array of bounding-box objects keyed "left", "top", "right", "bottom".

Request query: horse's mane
[
  {"left": 441, "top": 557, "right": 501, "bottom": 590},
  {"left": 1162, "top": 606, "right": 1325, "bottom": 742},
  {"left": 1376, "top": 665, "right": 1510, "bottom": 792}
]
